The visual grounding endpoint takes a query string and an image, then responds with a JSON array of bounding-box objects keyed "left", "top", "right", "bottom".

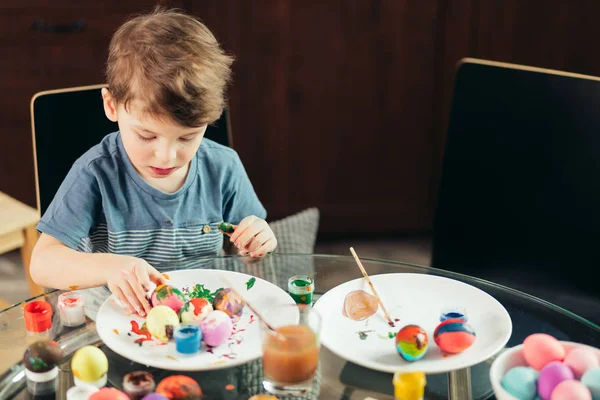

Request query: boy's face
[{"left": 102, "top": 89, "right": 207, "bottom": 186}]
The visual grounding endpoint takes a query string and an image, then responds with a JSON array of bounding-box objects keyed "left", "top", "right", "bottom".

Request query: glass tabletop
[{"left": 0, "top": 254, "right": 599, "bottom": 400}]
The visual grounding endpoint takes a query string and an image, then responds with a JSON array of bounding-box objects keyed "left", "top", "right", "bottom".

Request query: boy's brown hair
[{"left": 106, "top": 8, "right": 233, "bottom": 127}]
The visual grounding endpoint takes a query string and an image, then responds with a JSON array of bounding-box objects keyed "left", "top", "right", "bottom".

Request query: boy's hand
[
  {"left": 105, "top": 258, "right": 167, "bottom": 317},
  {"left": 227, "top": 215, "right": 277, "bottom": 258}
]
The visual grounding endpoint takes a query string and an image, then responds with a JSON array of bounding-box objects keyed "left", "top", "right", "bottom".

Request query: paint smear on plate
[{"left": 343, "top": 290, "right": 379, "bottom": 321}]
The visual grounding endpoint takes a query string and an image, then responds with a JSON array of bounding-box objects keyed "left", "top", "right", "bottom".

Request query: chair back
[{"left": 432, "top": 58, "right": 600, "bottom": 297}]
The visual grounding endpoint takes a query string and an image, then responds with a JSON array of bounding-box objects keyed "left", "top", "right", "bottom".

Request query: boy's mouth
[{"left": 150, "top": 167, "right": 176, "bottom": 177}]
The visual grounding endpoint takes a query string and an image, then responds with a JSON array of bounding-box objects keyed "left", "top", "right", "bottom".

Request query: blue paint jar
[{"left": 174, "top": 324, "right": 202, "bottom": 354}]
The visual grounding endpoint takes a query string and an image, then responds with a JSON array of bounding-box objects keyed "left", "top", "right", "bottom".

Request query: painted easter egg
[
  {"left": 23, "top": 340, "right": 63, "bottom": 373},
  {"left": 523, "top": 333, "right": 566, "bottom": 371},
  {"left": 151, "top": 285, "right": 186, "bottom": 313},
  {"left": 200, "top": 310, "right": 233, "bottom": 347},
  {"left": 581, "top": 367, "right": 600, "bottom": 400},
  {"left": 550, "top": 380, "right": 592, "bottom": 400},
  {"left": 141, "top": 394, "right": 170, "bottom": 400},
  {"left": 564, "top": 347, "right": 600, "bottom": 379},
  {"left": 146, "top": 305, "right": 180, "bottom": 342},
  {"left": 213, "top": 288, "right": 245, "bottom": 322},
  {"left": 156, "top": 375, "right": 202, "bottom": 399},
  {"left": 71, "top": 346, "right": 108, "bottom": 383},
  {"left": 89, "top": 388, "right": 129, "bottom": 400},
  {"left": 395, "top": 325, "right": 429, "bottom": 361},
  {"left": 179, "top": 298, "right": 213, "bottom": 324},
  {"left": 433, "top": 318, "right": 476, "bottom": 354},
  {"left": 501, "top": 366, "right": 539, "bottom": 400},
  {"left": 538, "top": 361, "right": 575, "bottom": 400},
  {"left": 66, "top": 384, "right": 99, "bottom": 400}
]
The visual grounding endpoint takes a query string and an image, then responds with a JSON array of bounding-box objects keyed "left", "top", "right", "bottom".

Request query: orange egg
[
  {"left": 523, "top": 333, "right": 566, "bottom": 370},
  {"left": 89, "top": 388, "right": 129, "bottom": 400}
]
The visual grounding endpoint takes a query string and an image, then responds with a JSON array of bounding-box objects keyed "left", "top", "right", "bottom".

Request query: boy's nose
[{"left": 155, "top": 145, "right": 177, "bottom": 163}]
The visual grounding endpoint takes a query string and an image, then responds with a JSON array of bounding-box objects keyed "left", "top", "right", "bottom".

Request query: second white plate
[{"left": 313, "top": 273, "right": 512, "bottom": 373}]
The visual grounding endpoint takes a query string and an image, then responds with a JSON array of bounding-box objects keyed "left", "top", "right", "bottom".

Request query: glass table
[{"left": 1, "top": 254, "right": 599, "bottom": 399}]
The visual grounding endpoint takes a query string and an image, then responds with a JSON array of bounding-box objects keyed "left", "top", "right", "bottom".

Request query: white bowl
[{"left": 489, "top": 340, "right": 600, "bottom": 400}]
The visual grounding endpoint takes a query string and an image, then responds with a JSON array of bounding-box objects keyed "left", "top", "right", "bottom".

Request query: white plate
[
  {"left": 313, "top": 273, "right": 512, "bottom": 373},
  {"left": 96, "top": 269, "right": 296, "bottom": 371}
]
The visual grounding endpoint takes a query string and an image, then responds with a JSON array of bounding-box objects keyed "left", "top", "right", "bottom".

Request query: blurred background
[{"left": 3, "top": 1, "right": 600, "bottom": 258}]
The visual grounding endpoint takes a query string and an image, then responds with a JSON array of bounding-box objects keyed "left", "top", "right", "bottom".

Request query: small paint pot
[
  {"left": 25, "top": 366, "right": 58, "bottom": 396},
  {"left": 58, "top": 291, "right": 86, "bottom": 327},
  {"left": 174, "top": 324, "right": 202, "bottom": 354},
  {"left": 287, "top": 275, "right": 314, "bottom": 305},
  {"left": 122, "top": 371, "right": 156, "bottom": 400}
]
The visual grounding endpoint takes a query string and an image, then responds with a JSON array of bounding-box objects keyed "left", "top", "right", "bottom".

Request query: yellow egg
[
  {"left": 71, "top": 346, "right": 108, "bottom": 382},
  {"left": 146, "top": 305, "right": 179, "bottom": 342}
]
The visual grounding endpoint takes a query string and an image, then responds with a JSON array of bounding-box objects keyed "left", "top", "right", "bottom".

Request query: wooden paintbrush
[
  {"left": 349, "top": 247, "right": 395, "bottom": 327},
  {"left": 219, "top": 273, "right": 278, "bottom": 332}
]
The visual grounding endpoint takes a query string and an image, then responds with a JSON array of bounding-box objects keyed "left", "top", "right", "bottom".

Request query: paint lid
[
  {"left": 287, "top": 275, "right": 314, "bottom": 295},
  {"left": 24, "top": 301, "right": 53, "bottom": 333}
]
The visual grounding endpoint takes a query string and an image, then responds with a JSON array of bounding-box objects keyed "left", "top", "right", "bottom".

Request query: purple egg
[
  {"left": 141, "top": 394, "right": 169, "bottom": 400},
  {"left": 200, "top": 310, "right": 233, "bottom": 347},
  {"left": 538, "top": 361, "right": 575, "bottom": 400}
]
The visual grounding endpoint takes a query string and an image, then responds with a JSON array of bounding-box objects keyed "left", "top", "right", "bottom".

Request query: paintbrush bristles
[{"left": 349, "top": 247, "right": 395, "bottom": 327}]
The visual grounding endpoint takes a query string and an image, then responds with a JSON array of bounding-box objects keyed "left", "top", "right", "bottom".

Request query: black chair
[
  {"left": 31, "top": 84, "right": 232, "bottom": 216},
  {"left": 431, "top": 58, "right": 600, "bottom": 324}
]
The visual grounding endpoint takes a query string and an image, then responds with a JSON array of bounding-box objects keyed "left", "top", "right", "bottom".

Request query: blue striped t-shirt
[{"left": 37, "top": 131, "right": 266, "bottom": 271}]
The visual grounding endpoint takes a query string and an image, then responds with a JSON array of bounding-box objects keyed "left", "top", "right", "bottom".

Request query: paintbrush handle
[
  {"left": 350, "top": 247, "right": 394, "bottom": 325},
  {"left": 219, "top": 274, "right": 276, "bottom": 331}
]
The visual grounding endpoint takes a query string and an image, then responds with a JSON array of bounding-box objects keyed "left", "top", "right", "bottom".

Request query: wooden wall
[{"left": 3, "top": 1, "right": 600, "bottom": 235}]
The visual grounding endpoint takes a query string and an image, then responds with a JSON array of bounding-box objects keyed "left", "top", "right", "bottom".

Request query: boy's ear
[{"left": 101, "top": 88, "right": 118, "bottom": 122}]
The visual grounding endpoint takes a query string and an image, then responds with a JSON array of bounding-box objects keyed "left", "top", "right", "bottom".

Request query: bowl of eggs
[{"left": 489, "top": 334, "right": 600, "bottom": 400}]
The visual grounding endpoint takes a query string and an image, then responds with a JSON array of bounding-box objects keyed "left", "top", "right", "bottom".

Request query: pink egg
[
  {"left": 200, "top": 310, "right": 233, "bottom": 347},
  {"left": 564, "top": 347, "right": 600, "bottom": 379},
  {"left": 89, "top": 388, "right": 129, "bottom": 400},
  {"left": 550, "top": 380, "right": 592, "bottom": 400},
  {"left": 538, "top": 361, "right": 575, "bottom": 400},
  {"left": 524, "top": 334, "right": 566, "bottom": 370},
  {"left": 151, "top": 285, "right": 186, "bottom": 313}
]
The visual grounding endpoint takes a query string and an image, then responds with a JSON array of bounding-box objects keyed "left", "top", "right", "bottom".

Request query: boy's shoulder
[
  {"left": 198, "top": 137, "right": 236, "bottom": 154},
  {"left": 75, "top": 131, "right": 120, "bottom": 169},
  {"left": 197, "top": 138, "right": 241, "bottom": 167}
]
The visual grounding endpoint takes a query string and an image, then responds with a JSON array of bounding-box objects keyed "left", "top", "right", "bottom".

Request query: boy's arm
[
  {"left": 30, "top": 233, "right": 133, "bottom": 290},
  {"left": 30, "top": 233, "right": 166, "bottom": 317}
]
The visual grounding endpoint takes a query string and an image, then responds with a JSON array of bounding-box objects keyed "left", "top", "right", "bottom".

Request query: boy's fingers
[
  {"left": 120, "top": 270, "right": 145, "bottom": 316},
  {"left": 128, "top": 270, "right": 151, "bottom": 314},
  {"left": 245, "top": 230, "right": 271, "bottom": 255},
  {"left": 109, "top": 284, "right": 133, "bottom": 314},
  {"left": 148, "top": 268, "right": 168, "bottom": 285},
  {"left": 235, "top": 221, "right": 265, "bottom": 250},
  {"left": 250, "top": 239, "right": 276, "bottom": 258},
  {"left": 230, "top": 216, "right": 256, "bottom": 243}
]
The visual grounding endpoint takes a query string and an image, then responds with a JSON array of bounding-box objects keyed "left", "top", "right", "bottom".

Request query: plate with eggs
[
  {"left": 313, "top": 273, "right": 513, "bottom": 373},
  {"left": 96, "top": 269, "right": 296, "bottom": 371}
]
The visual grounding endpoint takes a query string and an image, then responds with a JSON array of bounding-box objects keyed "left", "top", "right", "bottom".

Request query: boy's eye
[
  {"left": 179, "top": 137, "right": 194, "bottom": 142},
  {"left": 137, "top": 134, "right": 154, "bottom": 142}
]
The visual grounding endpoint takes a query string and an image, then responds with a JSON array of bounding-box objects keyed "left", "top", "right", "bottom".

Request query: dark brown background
[{"left": 2, "top": 1, "right": 600, "bottom": 235}]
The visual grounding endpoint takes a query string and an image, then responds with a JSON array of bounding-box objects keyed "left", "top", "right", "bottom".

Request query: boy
[{"left": 30, "top": 8, "right": 277, "bottom": 318}]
